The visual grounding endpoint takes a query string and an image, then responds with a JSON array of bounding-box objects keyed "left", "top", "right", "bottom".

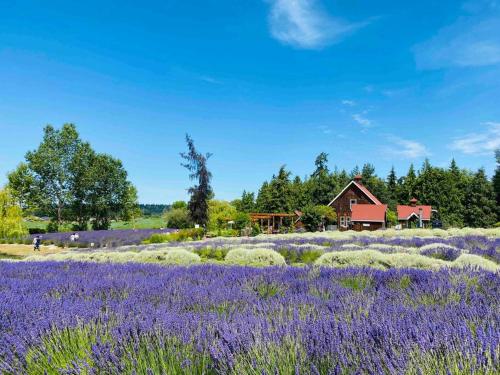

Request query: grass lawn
[
  {"left": 111, "top": 216, "right": 167, "bottom": 230},
  {"left": 24, "top": 216, "right": 168, "bottom": 232}
]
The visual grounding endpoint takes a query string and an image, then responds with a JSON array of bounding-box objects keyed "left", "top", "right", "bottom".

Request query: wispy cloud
[
  {"left": 341, "top": 99, "right": 356, "bottom": 106},
  {"left": 266, "top": 0, "right": 365, "bottom": 49},
  {"left": 352, "top": 113, "right": 372, "bottom": 127},
  {"left": 384, "top": 137, "right": 431, "bottom": 159},
  {"left": 413, "top": 14, "right": 500, "bottom": 69},
  {"left": 198, "top": 75, "right": 222, "bottom": 84},
  {"left": 450, "top": 122, "right": 500, "bottom": 155},
  {"left": 318, "top": 125, "right": 332, "bottom": 135}
]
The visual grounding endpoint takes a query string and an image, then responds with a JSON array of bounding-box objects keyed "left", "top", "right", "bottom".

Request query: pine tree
[
  {"left": 238, "top": 191, "right": 255, "bottom": 213},
  {"left": 441, "top": 159, "right": 465, "bottom": 227},
  {"left": 310, "top": 153, "right": 336, "bottom": 206},
  {"left": 464, "top": 168, "right": 497, "bottom": 227},
  {"left": 181, "top": 135, "right": 213, "bottom": 227},
  {"left": 400, "top": 164, "right": 417, "bottom": 203},
  {"left": 386, "top": 166, "right": 398, "bottom": 211}
]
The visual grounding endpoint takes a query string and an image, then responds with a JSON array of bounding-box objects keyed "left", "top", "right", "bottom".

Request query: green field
[{"left": 25, "top": 216, "right": 167, "bottom": 232}]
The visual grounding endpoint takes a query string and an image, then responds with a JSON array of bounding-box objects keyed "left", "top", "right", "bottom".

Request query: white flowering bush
[{"left": 225, "top": 248, "right": 286, "bottom": 267}]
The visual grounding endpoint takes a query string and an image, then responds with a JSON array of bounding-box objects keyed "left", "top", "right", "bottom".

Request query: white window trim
[{"left": 340, "top": 216, "right": 346, "bottom": 226}]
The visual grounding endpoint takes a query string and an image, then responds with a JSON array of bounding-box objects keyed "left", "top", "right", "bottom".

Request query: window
[
  {"left": 347, "top": 217, "right": 351, "bottom": 224},
  {"left": 350, "top": 199, "right": 357, "bottom": 209},
  {"left": 340, "top": 216, "right": 345, "bottom": 226}
]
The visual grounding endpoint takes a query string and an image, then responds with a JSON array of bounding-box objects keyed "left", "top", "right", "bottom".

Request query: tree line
[{"left": 232, "top": 152, "right": 499, "bottom": 228}]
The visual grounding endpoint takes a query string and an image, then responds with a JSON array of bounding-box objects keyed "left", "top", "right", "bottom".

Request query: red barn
[
  {"left": 328, "top": 175, "right": 387, "bottom": 231},
  {"left": 397, "top": 198, "right": 432, "bottom": 228}
]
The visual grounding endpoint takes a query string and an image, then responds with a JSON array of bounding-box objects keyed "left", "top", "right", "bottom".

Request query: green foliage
[
  {"left": 301, "top": 205, "right": 336, "bottom": 232},
  {"left": 235, "top": 191, "right": 255, "bottom": 213},
  {"left": 339, "top": 275, "right": 372, "bottom": 291},
  {"left": 233, "top": 211, "right": 251, "bottom": 231},
  {"left": 171, "top": 201, "right": 187, "bottom": 210},
  {"left": 464, "top": 168, "right": 497, "bottom": 228},
  {"left": 194, "top": 247, "right": 229, "bottom": 261},
  {"left": 207, "top": 200, "right": 237, "bottom": 231},
  {"left": 386, "top": 209, "right": 398, "bottom": 226},
  {"left": 0, "top": 188, "right": 27, "bottom": 239},
  {"left": 224, "top": 248, "right": 286, "bottom": 267},
  {"left": 111, "top": 216, "right": 167, "bottom": 230},
  {"left": 25, "top": 324, "right": 212, "bottom": 375},
  {"left": 164, "top": 207, "right": 193, "bottom": 229},
  {"left": 256, "top": 166, "right": 294, "bottom": 213}
]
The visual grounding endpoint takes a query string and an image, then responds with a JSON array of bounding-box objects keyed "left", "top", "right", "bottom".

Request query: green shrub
[
  {"left": 225, "top": 248, "right": 286, "bottom": 267},
  {"left": 146, "top": 228, "right": 204, "bottom": 243},
  {"left": 194, "top": 247, "right": 228, "bottom": 261}
]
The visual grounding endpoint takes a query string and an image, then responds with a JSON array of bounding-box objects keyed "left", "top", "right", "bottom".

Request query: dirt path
[{"left": 0, "top": 244, "right": 65, "bottom": 259}]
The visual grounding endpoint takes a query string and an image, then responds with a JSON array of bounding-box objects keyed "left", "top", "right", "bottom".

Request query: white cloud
[
  {"left": 414, "top": 16, "right": 500, "bottom": 69},
  {"left": 385, "top": 137, "right": 431, "bottom": 159},
  {"left": 341, "top": 99, "right": 356, "bottom": 106},
  {"left": 450, "top": 122, "right": 500, "bottom": 155},
  {"left": 266, "top": 0, "right": 364, "bottom": 49},
  {"left": 198, "top": 75, "right": 222, "bottom": 84},
  {"left": 318, "top": 125, "right": 332, "bottom": 134},
  {"left": 352, "top": 113, "right": 371, "bottom": 127}
]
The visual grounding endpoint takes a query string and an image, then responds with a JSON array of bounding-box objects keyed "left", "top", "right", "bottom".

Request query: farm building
[
  {"left": 397, "top": 198, "right": 433, "bottom": 228},
  {"left": 328, "top": 175, "right": 387, "bottom": 231}
]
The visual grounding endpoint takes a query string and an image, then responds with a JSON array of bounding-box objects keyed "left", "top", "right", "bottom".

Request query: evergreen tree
[
  {"left": 291, "top": 176, "right": 310, "bottom": 210},
  {"left": 267, "top": 166, "right": 294, "bottom": 213},
  {"left": 386, "top": 166, "right": 398, "bottom": 211},
  {"left": 464, "top": 168, "right": 497, "bottom": 227},
  {"left": 310, "top": 153, "right": 336, "bottom": 206},
  {"left": 238, "top": 191, "right": 255, "bottom": 213},
  {"left": 400, "top": 164, "right": 417, "bottom": 203},
  {"left": 181, "top": 135, "right": 213, "bottom": 228},
  {"left": 440, "top": 159, "right": 466, "bottom": 227},
  {"left": 256, "top": 181, "right": 271, "bottom": 212}
]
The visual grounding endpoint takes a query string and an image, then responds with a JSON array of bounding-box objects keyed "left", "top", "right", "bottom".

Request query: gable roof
[
  {"left": 351, "top": 204, "right": 387, "bottom": 222},
  {"left": 397, "top": 205, "right": 432, "bottom": 221},
  {"left": 328, "top": 181, "right": 383, "bottom": 207}
]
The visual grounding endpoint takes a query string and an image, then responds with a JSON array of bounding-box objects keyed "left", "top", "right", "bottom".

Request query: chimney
[
  {"left": 353, "top": 174, "right": 363, "bottom": 183},
  {"left": 410, "top": 198, "right": 418, "bottom": 207}
]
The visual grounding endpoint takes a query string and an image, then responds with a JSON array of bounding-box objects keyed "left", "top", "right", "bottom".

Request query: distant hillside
[{"left": 139, "top": 204, "right": 170, "bottom": 216}]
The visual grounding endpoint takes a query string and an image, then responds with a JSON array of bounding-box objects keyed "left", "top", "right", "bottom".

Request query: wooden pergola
[{"left": 249, "top": 213, "right": 297, "bottom": 234}]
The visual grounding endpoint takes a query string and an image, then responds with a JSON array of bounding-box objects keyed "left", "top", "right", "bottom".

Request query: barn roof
[
  {"left": 397, "top": 205, "right": 432, "bottom": 221},
  {"left": 351, "top": 204, "right": 387, "bottom": 222},
  {"left": 328, "top": 180, "right": 383, "bottom": 207}
]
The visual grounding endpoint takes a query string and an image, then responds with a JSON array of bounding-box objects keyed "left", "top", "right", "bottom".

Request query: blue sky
[{"left": 1, "top": 0, "right": 499, "bottom": 203}]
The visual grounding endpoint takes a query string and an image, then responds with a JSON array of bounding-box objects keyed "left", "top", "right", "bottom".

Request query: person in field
[{"left": 33, "top": 236, "right": 41, "bottom": 251}]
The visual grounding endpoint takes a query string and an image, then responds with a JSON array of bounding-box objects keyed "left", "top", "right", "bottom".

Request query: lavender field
[
  {"left": 2, "top": 229, "right": 499, "bottom": 374},
  {"left": 0, "top": 262, "right": 499, "bottom": 374}
]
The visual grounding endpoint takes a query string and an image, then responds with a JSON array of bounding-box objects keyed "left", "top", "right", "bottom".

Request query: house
[
  {"left": 328, "top": 175, "right": 387, "bottom": 231},
  {"left": 397, "top": 198, "right": 432, "bottom": 228}
]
